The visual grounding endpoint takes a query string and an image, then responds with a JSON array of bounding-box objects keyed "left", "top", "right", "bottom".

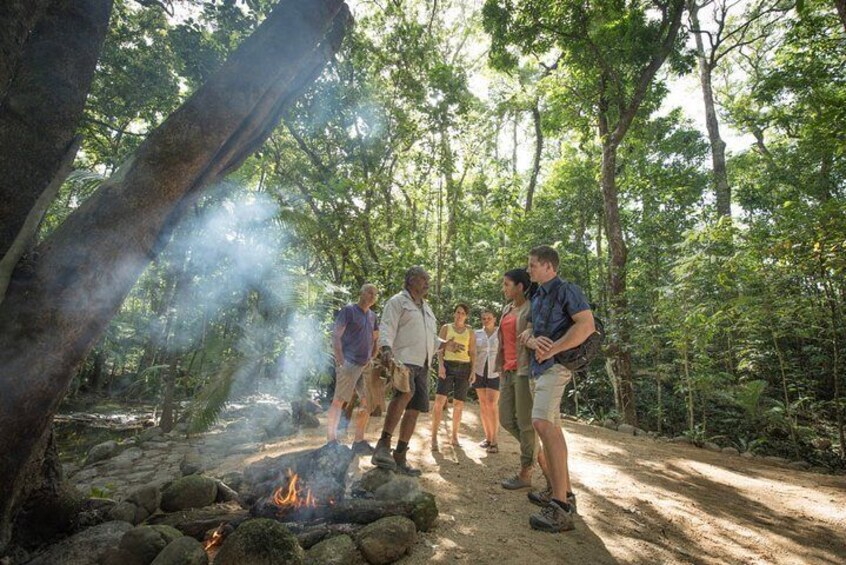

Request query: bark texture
[
  {"left": 0, "top": 0, "right": 112, "bottom": 258},
  {"left": 0, "top": 0, "right": 350, "bottom": 552}
]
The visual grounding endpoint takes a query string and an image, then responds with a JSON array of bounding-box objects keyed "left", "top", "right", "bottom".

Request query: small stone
[
  {"left": 671, "top": 436, "right": 693, "bottom": 445},
  {"left": 305, "top": 534, "right": 357, "bottom": 565},
  {"left": 86, "top": 441, "right": 120, "bottom": 465},
  {"left": 633, "top": 428, "right": 647, "bottom": 436},
  {"left": 356, "top": 516, "right": 417, "bottom": 565},
  {"left": 409, "top": 491, "right": 438, "bottom": 532},
  {"left": 137, "top": 427, "right": 164, "bottom": 444},
  {"left": 764, "top": 455, "right": 791, "bottom": 465},
  {"left": 151, "top": 536, "right": 208, "bottom": 565},
  {"left": 617, "top": 424, "right": 636, "bottom": 435},
  {"left": 741, "top": 451, "right": 754, "bottom": 459},
  {"left": 352, "top": 467, "right": 395, "bottom": 495},
  {"left": 721, "top": 447, "right": 740, "bottom": 456},
  {"left": 704, "top": 442, "right": 721, "bottom": 452},
  {"left": 161, "top": 475, "right": 218, "bottom": 512},
  {"left": 602, "top": 419, "right": 618, "bottom": 430},
  {"left": 215, "top": 518, "right": 304, "bottom": 565}
]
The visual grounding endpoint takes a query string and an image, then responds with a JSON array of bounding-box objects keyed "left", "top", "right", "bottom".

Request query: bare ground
[{"left": 234, "top": 403, "right": 846, "bottom": 565}]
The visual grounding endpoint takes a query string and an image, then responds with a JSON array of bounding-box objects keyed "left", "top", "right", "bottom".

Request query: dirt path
[{"left": 240, "top": 404, "right": 846, "bottom": 565}]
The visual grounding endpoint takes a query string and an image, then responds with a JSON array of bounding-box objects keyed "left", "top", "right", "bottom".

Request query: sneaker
[
  {"left": 352, "top": 441, "right": 375, "bottom": 456},
  {"left": 529, "top": 489, "right": 577, "bottom": 513},
  {"left": 371, "top": 439, "right": 397, "bottom": 471},
  {"left": 500, "top": 474, "right": 532, "bottom": 490},
  {"left": 529, "top": 501, "right": 575, "bottom": 533},
  {"left": 393, "top": 448, "right": 422, "bottom": 477},
  {"left": 479, "top": 439, "right": 491, "bottom": 448}
]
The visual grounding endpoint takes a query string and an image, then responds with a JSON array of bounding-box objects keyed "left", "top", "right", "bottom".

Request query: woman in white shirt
[{"left": 473, "top": 309, "right": 500, "bottom": 453}]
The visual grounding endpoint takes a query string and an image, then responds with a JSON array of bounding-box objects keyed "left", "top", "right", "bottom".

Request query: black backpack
[{"left": 540, "top": 281, "right": 605, "bottom": 371}]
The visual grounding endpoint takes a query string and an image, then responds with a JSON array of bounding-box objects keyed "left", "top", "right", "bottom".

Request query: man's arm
[
  {"left": 437, "top": 324, "right": 448, "bottom": 378},
  {"left": 378, "top": 298, "right": 401, "bottom": 351},
  {"left": 468, "top": 329, "right": 477, "bottom": 383},
  {"left": 332, "top": 312, "right": 347, "bottom": 367},
  {"left": 535, "top": 310, "right": 595, "bottom": 362}
]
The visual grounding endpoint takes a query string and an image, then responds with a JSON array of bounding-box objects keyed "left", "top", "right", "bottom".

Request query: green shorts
[{"left": 531, "top": 364, "right": 572, "bottom": 422}]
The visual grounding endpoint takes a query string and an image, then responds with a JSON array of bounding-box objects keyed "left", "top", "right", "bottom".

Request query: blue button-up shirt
[{"left": 530, "top": 277, "right": 591, "bottom": 377}]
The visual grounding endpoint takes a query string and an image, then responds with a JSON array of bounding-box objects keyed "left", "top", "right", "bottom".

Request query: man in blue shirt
[
  {"left": 327, "top": 284, "right": 379, "bottom": 455},
  {"left": 522, "top": 245, "right": 595, "bottom": 533}
]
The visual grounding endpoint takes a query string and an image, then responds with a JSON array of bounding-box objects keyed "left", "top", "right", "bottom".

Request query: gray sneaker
[
  {"left": 529, "top": 501, "right": 575, "bottom": 533},
  {"left": 371, "top": 439, "right": 397, "bottom": 470},
  {"left": 528, "top": 489, "right": 577, "bottom": 514}
]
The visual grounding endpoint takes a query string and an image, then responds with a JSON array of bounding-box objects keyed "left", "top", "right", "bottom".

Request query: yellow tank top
[{"left": 444, "top": 323, "right": 472, "bottom": 363}]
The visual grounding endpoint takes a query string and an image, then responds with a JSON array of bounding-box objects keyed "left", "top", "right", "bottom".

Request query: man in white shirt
[{"left": 372, "top": 266, "right": 454, "bottom": 475}]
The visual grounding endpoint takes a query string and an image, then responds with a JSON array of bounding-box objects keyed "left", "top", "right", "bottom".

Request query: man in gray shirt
[{"left": 372, "top": 266, "right": 455, "bottom": 475}]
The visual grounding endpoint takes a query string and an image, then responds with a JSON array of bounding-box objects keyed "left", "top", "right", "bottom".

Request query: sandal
[{"left": 486, "top": 443, "right": 499, "bottom": 454}]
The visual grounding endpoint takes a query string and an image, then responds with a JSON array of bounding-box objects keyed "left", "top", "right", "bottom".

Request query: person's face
[
  {"left": 408, "top": 274, "right": 430, "bottom": 298},
  {"left": 527, "top": 255, "right": 552, "bottom": 283},
  {"left": 481, "top": 312, "right": 495, "bottom": 329},
  {"left": 361, "top": 287, "right": 378, "bottom": 308},
  {"left": 502, "top": 276, "right": 517, "bottom": 300},
  {"left": 454, "top": 307, "right": 467, "bottom": 325}
]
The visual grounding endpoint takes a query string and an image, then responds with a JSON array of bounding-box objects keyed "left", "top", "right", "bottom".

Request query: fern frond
[{"left": 186, "top": 361, "right": 238, "bottom": 434}]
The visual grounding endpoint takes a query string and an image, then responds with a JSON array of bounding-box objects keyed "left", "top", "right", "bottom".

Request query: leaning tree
[{"left": 0, "top": 0, "right": 350, "bottom": 551}]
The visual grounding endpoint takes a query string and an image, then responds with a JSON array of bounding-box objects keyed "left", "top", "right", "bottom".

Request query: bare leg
[
  {"left": 353, "top": 399, "right": 370, "bottom": 443},
  {"left": 533, "top": 419, "right": 571, "bottom": 501},
  {"left": 430, "top": 394, "right": 447, "bottom": 447},
  {"left": 537, "top": 447, "right": 552, "bottom": 486},
  {"left": 452, "top": 400, "right": 464, "bottom": 444},
  {"left": 477, "top": 391, "right": 491, "bottom": 442},
  {"left": 382, "top": 391, "right": 412, "bottom": 437},
  {"left": 326, "top": 398, "right": 345, "bottom": 442},
  {"left": 486, "top": 389, "right": 500, "bottom": 445},
  {"left": 399, "top": 409, "right": 420, "bottom": 443}
]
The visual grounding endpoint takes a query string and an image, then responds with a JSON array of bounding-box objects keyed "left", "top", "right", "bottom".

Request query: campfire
[
  {"left": 272, "top": 470, "right": 317, "bottom": 512},
  {"left": 203, "top": 523, "right": 227, "bottom": 551}
]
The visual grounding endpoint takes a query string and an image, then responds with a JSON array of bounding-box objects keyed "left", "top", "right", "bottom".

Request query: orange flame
[
  {"left": 272, "top": 469, "right": 318, "bottom": 511},
  {"left": 203, "top": 523, "right": 226, "bottom": 551}
]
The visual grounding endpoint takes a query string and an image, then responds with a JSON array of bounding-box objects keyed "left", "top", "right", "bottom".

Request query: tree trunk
[
  {"left": 0, "top": 0, "right": 52, "bottom": 97},
  {"left": 599, "top": 132, "right": 637, "bottom": 426},
  {"left": 689, "top": 1, "right": 731, "bottom": 218},
  {"left": 0, "top": 0, "right": 112, "bottom": 258},
  {"left": 0, "top": 0, "right": 350, "bottom": 552},
  {"left": 688, "top": 0, "right": 731, "bottom": 218},
  {"left": 836, "top": 0, "right": 846, "bottom": 34},
  {"left": 525, "top": 99, "right": 542, "bottom": 213}
]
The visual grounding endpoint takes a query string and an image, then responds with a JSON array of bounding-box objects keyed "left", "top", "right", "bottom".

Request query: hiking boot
[
  {"left": 500, "top": 474, "right": 532, "bottom": 490},
  {"left": 529, "top": 501, "right": 575, "bottom": 533},
  {"left": 393, "top": 448, "right": 422, "bottom": 477},
  {"left": 371, "top": 438, "right": 397, "bottom": 471},
  {"left": 352, "top": 440, "right": 375, "bottom": 456},
  {"left": 528, "top": 489, "right": 577, "bottom": 514}
]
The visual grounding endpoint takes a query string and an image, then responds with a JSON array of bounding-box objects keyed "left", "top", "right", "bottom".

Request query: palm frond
[{"left": 185, "top": 361, "right": 238, "bottom": 434}]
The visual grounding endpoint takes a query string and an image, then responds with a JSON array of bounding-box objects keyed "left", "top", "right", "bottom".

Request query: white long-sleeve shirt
[
  {"left": 474, "top": 328, "right": 500, "bottom": 378},
  {"left": 378, "top": 290, "right": 438, "bottom": 367}
]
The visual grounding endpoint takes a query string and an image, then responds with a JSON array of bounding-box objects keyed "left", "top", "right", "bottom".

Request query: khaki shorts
[
  {"left": 334, "top": 361, "right": 368, "bottom": 404},
  {"left": 530, "top": 364, "right": 572, "bottom": 422}
]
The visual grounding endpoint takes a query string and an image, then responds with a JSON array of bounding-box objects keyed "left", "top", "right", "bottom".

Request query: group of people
[{"left": 326, "top": 245, "right": 596, "bottom": 533}]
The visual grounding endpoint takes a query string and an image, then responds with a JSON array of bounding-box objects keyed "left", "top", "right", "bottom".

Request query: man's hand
[
  {"left": 469, "top": 373, "right": 476, "bottom": 385},
  {"left": 519, "top": 329, "right": 533, "bottom": 346},
  {"left": 380, "top": 346, "right": 393, "bottom": 368},
  {"left": 438, "top": 364, "right": 446, "bottom": 379},
  {"left": 445, "top": 338, "right": 465, "bottom": 353}
]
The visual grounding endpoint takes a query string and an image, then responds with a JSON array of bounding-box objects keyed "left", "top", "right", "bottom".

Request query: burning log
[{"left": 146, "top": 502, "right": 249, "bottom": 539}]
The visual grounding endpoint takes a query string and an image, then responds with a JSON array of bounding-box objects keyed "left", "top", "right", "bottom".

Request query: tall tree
[
  {"left": 0, "top": 0, "right": 349, "bottom": 550},
  {"left": 484, "top": 0, "right": 688, "bottom": 425}
]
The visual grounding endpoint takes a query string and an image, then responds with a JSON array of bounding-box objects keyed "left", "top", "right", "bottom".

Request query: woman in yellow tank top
[{"left": 431, "top": 303, "right": 476, "bottom": 450}]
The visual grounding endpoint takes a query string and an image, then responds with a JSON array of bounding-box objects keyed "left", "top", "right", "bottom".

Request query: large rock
[
  {"left": 110, "top": 447, "right": 144, "bottom": 467},
  {"left": 137, "top": 427, "right": 164, "bottom": 444},
  {"left": 25, "top": 521, "right": 133, "bottom": 565},
  {"left": 214, "top": 518, "right": 304, "bottom": 565},
  {"left": 352, "top": 468, "right": 395, "bottom": 496},
  {"left": 721, "top": 447, "right": 740, "bottom": 456},
  {"left": 109, "top": 484, "right": 162, "bottom": 524},
  {"left": 617, "top": 424, "right": 636, "bottom": 435},
  {"left": 180, "top": 451, "right": 205, "bottom": 476},
  {"left": 704, "top": 442, "right": 722, "bottom": 452},
  {"left": 356, "top": 516, "right": 416, "bottom": 565},
  {"left": 409, "top": 491, "right": 438, "bottom": 532},
  {"left": 602, "top": 419, "right": 618, "bottom": 431},
  {"left": 161, "top": 475, "right": 219, "bottom": 511},
  {"left": 305, "top": 534, "right": 358, "bottom": 565},
  {"left": 373, "top": 477, "right": 420, "bottom": 502},
  {"left": 103, "top": 525, "right": 183, "bottom": 565},
  {"left": 671, "top": 436, "right": 693, "bottom": 445},
  {"left": 86, "top": 441, "right": 120, "bottom": 465},
  {"left": 150, "top": 536, "right": 209, "bottom": 565}
]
